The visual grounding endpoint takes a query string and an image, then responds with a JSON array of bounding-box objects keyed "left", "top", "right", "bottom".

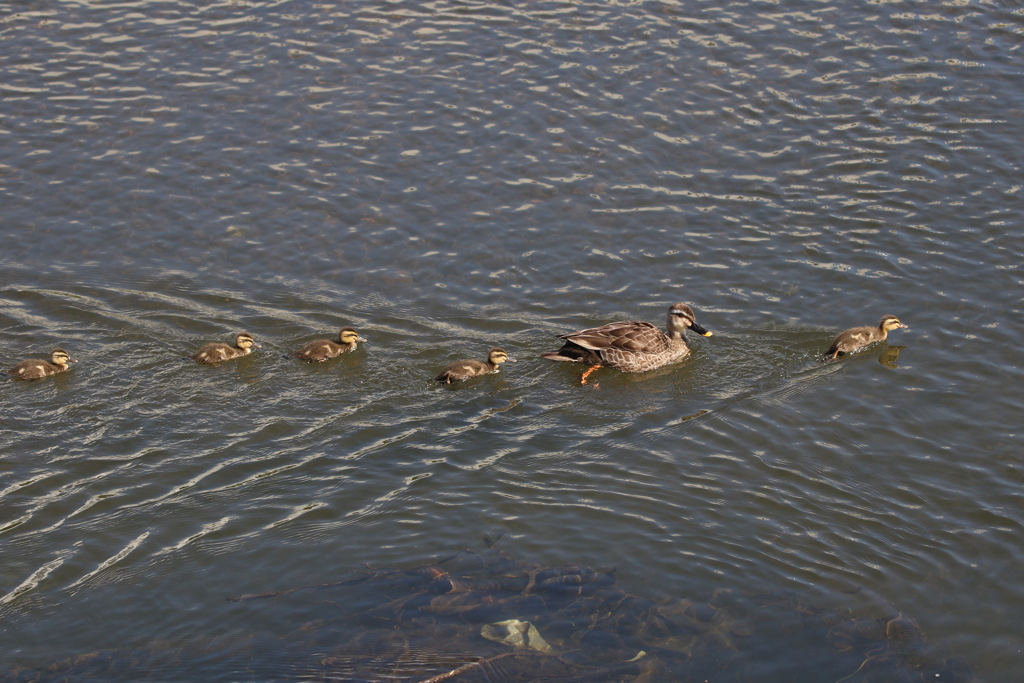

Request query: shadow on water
[{"left": 0, "top": 549, "right": 972, "bottom": 683}]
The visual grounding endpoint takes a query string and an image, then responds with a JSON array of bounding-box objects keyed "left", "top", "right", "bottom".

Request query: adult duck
[{"left": 541, "top": 303, "right": 712, "bottom": 383}]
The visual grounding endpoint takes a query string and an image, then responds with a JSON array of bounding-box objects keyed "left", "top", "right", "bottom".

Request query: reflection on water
[
  {"left": 0, "top": 550, "right": 972, "bottom": 683},
  {"left": 878, "top": 345, "right": 905, "bottom": 370}
]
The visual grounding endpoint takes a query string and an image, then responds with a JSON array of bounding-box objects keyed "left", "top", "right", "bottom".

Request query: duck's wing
[
  {"left": 9, "top": 360, "right": 47, "bottom": 379},
  {"left": 562, "top": 321, "right": 669, "bottom": 355},
  {"left": 292, "top": 339, "right": 338, "bottom": 362}
]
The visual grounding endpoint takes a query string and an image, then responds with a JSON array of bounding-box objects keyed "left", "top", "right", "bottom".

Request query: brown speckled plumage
[
  {"left": 191, "top": 332, "right": 260, "bottom": 365},
  {"left": 826, "top": 315, "right": 908, "bottom": 359},
  {"left": 541, "top": 303, "right": 712, "bottom": 374},
  {"left": 7, "top": 348, "right": 76, "bottom": 380},
  {"left": 436, "top": 347, "right": 514, "bottom": 384},
  {"left": 291, "top": 327, "right": 367, "bottom": 362}
]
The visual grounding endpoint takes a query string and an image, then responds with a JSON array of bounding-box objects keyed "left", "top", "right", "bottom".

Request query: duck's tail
[{"left": 539, "top": 351, "right": 579, "bottom": 362}]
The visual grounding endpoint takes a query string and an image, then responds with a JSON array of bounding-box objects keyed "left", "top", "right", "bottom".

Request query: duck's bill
[
  {"left": 358, "top": 336, "right": 369, "bottom": 342},
  {"left": 691, "top": 322, "right": 713, "bottom": 337},
  {"left": 898, "top": 324, "right": 909, "bottom": 329}
]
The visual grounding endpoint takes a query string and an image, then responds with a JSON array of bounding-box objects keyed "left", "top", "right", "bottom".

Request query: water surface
[{"left": 2, "top": 0, "right": 1023, "bottom": 680}]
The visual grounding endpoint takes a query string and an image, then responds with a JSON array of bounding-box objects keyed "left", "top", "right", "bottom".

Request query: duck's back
[
  {"left": 8, "top": 359, "right": 59, "bottom": 380},
  {"left": 567, "top": 321, "right": 686, "bottom": 371},
  {"left": 292, "top": 339, "right": 343, "bottom": 362},
  {"left": 192, "top": 343, "right": 239, "bottom": 364},
  {"left": 436, "top": 359, "right": 491, "bottom": 383},
  {"left": 827, "top": 326, "right": 880, "bottom": 357}
]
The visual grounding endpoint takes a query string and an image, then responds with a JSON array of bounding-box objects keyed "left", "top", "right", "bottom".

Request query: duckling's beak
[
  {"left": 898, "top": 323, "right": 909, "bottom": 329},
  {"left": 68, "top": 358, "right": 79, "bottom": 363},
  {"left": 357, "top": 336, "right": 368, "bottom": 343},
  {"left": 506, "top": 357, "right": 517, "bottom": 362},
  {"left": 690, "top": 322, "right": 713, "bottom": 337}
]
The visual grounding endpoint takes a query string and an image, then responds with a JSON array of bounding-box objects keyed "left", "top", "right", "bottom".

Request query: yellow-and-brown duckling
[
  {"left": 541, "top": 303, "right": 712, "bottom": 384},
  {"left": 436, "top": 347, "right": 515, "bottom": 384},
  {"left": 6, "top": 347, "right": 76, "bottom": 380},
  {"left": 291, "top": 326, "right": 367, "bottom": 362},
  {"left": 191, "top": 332, "right": 260, "bottom": 365},
  {"left": 826, "top": 315, "right": 908, "bottom": 359}
]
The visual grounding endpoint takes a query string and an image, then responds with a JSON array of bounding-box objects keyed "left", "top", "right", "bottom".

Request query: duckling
[
  {"left": 6, "top": 347, "right": 76, "bottom": 380},
  {"left": 436, "top": 347, "right": 515, "bottom": 384},
  {"left": 826, "top": 315, "right": 908, "bottom": 359},
  {"left": 541, "top": 303, "right": 712, "bottom": 383},
  {"left": 291, "top": 327, "right": 367, "bottom": 362},
  {"left": 191, "top": 332, "right": 260, "bottom": 364}
]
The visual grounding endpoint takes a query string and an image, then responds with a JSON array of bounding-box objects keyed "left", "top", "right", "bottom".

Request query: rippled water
[{"left": 2, "top": 0, "right": 1023, "bottom": 680}]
